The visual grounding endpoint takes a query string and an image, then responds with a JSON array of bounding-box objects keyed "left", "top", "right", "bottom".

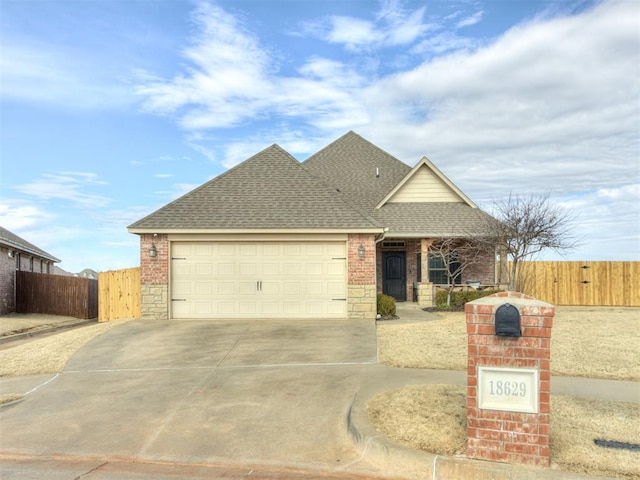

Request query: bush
[
  {"left": 377, "top": 294, "right": 397, "bottom": 317},
  {"left": 435, "top": 289, "right": 502, "bottom": 309}
]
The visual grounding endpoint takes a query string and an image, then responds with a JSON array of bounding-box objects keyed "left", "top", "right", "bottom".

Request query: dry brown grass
[
  {"left": 366, "top": 384, "right": 466, "bottom": 456},
  {"left": 0, "top": 393, "right": 23, "bottom": 405},
  {"left": 367, "top": 385, "right": 640, "bottom": 480},
  {"left": 0, "top": 319, "right": 130, "bottom": 377},
  {"left": 378, "top": 306, "right": 640, "bottom": 381}
]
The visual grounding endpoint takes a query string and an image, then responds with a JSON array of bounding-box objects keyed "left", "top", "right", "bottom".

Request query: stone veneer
[{"left": 417, "top": 282, "right": 434, "bottom": 308}]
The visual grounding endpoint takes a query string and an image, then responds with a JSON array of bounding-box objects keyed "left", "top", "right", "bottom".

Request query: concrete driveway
[{"left": 0, "top": 318, "right": 439, "bottom": 479}]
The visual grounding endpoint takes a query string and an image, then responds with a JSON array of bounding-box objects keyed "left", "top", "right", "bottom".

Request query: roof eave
[{"left": 128, "top": 227, "right": 386, "bottom": 235}]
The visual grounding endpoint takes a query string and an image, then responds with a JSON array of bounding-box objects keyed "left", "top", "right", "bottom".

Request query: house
[
  {"left": 128, "top": 132, "right": 497, "bottom": 320},
  {"left": 0, "top": 226, "right": 61, "bottom": 315}
]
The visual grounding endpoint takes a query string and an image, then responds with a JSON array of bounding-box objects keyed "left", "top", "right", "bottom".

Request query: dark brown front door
[{"left": 383, "top": 252, "right": 406, "bottom": 301}]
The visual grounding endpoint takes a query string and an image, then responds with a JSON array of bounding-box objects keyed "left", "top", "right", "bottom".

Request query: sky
[{"left": 0, "top": 0, "right": 638, "bottom": 273}]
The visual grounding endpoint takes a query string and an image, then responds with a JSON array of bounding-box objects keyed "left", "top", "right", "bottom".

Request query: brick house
[
  {"left": 128, "top": 132, "right": 497, "bottom": 320},
  {"left": 0, "top": 226, "right": 60, "bottom": 315}
]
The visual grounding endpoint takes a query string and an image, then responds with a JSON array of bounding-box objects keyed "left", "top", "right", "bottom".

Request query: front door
[{"left": 383, "top": 252, "right": 406, "bottom": 301}]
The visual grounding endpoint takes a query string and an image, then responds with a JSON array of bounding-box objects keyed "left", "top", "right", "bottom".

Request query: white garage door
[{"left": 171, "top": 241, "right": 347, "bottom": 319}]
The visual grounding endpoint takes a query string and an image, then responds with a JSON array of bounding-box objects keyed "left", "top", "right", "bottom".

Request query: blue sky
[{"left": 1, "top": 0, "right": 638, "bottom": 273}]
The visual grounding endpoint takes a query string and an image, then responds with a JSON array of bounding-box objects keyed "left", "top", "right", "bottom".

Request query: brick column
[
  {"left": 140, "top": 234, "right": 169, "bottom": 320},
  {"left": 466, "top": 291, "right": 553, "bottom": 467},
  {"left": 347, "top": 234, "right": 376, "bottom": 319}
]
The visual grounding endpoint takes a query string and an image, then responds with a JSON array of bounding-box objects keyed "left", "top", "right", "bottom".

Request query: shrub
[
  {"left": 377, "top": 294, "right": 396, "bottom": 317},
  {"left": 435, "top": 289, "right": 502, "bottom": 309}
]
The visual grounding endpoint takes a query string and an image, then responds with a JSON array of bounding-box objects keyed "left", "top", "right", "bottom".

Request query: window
[
  {"left": 15, "top": 253, "right": 21, "bottom": 271},
  {"left": 428, "top": 255, "right": 461, "bottom": 285},
  {"left": 382, "top": 241, "right": 406, "bottom": 248}
]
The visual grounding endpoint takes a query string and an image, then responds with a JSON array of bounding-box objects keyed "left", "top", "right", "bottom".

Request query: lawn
[
  {"left": 371, "top": 306, "right": 640, "bottom": 479},
  {"left": 377, "top": 306, "right": 640, "bottom": 381},
  {"left": 0, "top": 319, "right": 130, "bottom": 405}
]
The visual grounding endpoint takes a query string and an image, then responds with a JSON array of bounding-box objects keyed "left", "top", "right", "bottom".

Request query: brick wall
[
  {"left": 466, "top": 291, "right": 553, "bottom": 467},
  {"left": 140, "top": 234, "right": 169, "bottom": 319},
  {"left": 465, "top": 246, "right": 497, "bottom": 285},
  {"left": 348, "top": 234, "right": 376, "bottom": 319},
  {"left": 0, "top": 247, "right": 15, "bottom": 315}
]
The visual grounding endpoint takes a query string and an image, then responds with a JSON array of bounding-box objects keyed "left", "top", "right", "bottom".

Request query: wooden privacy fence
[
  {"left": 16, "top": 271, "right": 98, "bottom": 319},
  {"left": 516, "top": 261, "right": 640, "bottom": 307},
  {"left": 98, "top": 267, "right": 141, "bottom": 322}
]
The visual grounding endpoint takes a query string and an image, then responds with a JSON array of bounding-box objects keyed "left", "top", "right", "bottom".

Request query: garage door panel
[
  {"left": 217, "top": 282, "right": 236, "bottom": 295},
  {"left": 195, "top": 282, "right": 213, "bottom": 295},
  {"left": 283, "top": 263, "right": 300, "bottom": 276},
  {"left": 218, "top": 262, "right": 236, "bottom": 276},
  {"left": 262, "top": 263, "right": 281, "bottom": 276},
  {"left": 283, "top": 282, "right": 300, "bottom": 295},
  {"left": 171, "top": 241, "right": 346, "bottom": 319},
  {"left": 327, "top": 301, "right": 346, "bottom": 315},
  {"left": 327, "top": 262, "right": 345, "bottom": 276},
  {"left": 327, "top": 281, "right": 346, "bottom": 296},
  {"left": 306, "top": 282, "right": 323, "bottom": 295},
  {"left": 195, "top": 263, "right": 213, "bottom": 276},
  {"left": 238, "top": 281, "right": 256, "bottom": 295},
  {"left": 306, "top": 263, "right": 323, "bottom": 275}
]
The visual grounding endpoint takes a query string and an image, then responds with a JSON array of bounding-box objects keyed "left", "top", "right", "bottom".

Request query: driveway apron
[{"left": 0, "top": 318, "right": 408, "bottom": 475}]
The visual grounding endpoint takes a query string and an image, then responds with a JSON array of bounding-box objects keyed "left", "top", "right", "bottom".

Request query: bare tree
[
  {"left": 489, "top": 193, "right": 580, "bottom": 291},
  {"left": 429, "top": 238, "right": 488, "bottom": 307}
]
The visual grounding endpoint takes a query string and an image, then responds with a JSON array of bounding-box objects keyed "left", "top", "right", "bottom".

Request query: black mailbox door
[{"left": 495, "top": 303, "right": 521, "bottom": 337}]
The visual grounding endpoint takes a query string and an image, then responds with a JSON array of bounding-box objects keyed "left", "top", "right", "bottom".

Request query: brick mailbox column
[{"left": 466, "top": 291, "right": 554, "bottom": 467}]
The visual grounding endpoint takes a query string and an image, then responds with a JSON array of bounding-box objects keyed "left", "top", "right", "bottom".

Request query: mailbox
[{"left": 494, "top": 303, "right": 521, "bottom": 337}]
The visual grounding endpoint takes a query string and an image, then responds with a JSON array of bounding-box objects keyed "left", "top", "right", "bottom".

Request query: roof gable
[
  {"left": 376, "top": 156, "right": 476, "bottom": 209},
  {"left": 128, "top": 143, "right": 381, "bottom": 231}
]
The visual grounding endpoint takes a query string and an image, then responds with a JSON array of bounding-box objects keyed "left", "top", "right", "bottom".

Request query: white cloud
[
  {"left": 0, "top": 43, "right": 134, "bottom": 110},
  {"left": 360, "top": 0, "right": 639, "bottom": 197},
  {"left": 0, "top": 201, "right": 52, "bottom": 231},
  {"left": 303, "top": 1, "right": 429, "bottom": 51},
  {"left": 456, "top": 11, "right": 483, "bottom": 29},
  {"left": 14, "top": 172, "right": 111, "bottom": 208}
]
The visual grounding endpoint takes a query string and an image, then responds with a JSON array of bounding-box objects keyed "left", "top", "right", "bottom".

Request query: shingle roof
[
  {"left": 128, "top": 144, "right": 380, "bottom": 231},
  {"left": 302, "top": 131, "right": 496, "bottom": 238},
  {"left": 128, "top": 131, "right": 497, "bottom": 237},
  {"left": 0, "top": 226, "right": 61, "bottom": 262},
  {"left": 303, "top": 131, "right": 411, "bottom": 210},
  {"left": 369, "top": 203, "right": 498, "bottom": 237}
]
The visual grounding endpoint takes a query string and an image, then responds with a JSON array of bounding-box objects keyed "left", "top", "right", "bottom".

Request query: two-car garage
[{"left": 170, "top": 240, "right": 348, "bottom": 319}]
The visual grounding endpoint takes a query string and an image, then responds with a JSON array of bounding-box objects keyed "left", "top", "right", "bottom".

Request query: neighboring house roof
[
  {"left": 128, "top": 131, "right": 497, "bottom": 238},
  {"left": 0, "top": 226, "right": 61, "bottom": 262},
  {"left": 129, "top": 144, "right": 382, "bottom": 232}
]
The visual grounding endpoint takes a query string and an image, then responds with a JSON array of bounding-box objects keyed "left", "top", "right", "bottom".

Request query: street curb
[
  {"left": 0, "top": 319, "right": 96, "bottom": 346},
  {"left": 346, "top": 387, "right": 615, "bottom": 480}
]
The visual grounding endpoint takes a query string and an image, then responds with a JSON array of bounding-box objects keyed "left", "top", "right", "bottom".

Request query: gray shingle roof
[
  {"left": 128, "top": 144, "right": 380, "bottom": 230},
  {"left": 129, "top": 131, "right": 497, "bottom": 237},
  {"left": 0, "top": 226, "right": 61, "bottom": 262},
  {"left": 369, "top": 203, "right": 498, "bottom": 237},
  {"left": 303, "top": 131, "right": 411, "bottom": 210}
]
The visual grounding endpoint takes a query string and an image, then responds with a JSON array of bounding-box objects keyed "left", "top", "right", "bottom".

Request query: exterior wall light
[
  {"left": 149, "top": 245, "right": 157, "bottom": 258},
  {"left": 7, "top": 250, "right": 14, "bottom": 258},
  {"left": 358, "top": 244, "right": 366, "bottom": 259}
]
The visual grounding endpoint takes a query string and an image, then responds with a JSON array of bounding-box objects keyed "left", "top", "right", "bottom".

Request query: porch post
[{"left": 418, "top": 239, "right": 435, "bottom": 307}]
